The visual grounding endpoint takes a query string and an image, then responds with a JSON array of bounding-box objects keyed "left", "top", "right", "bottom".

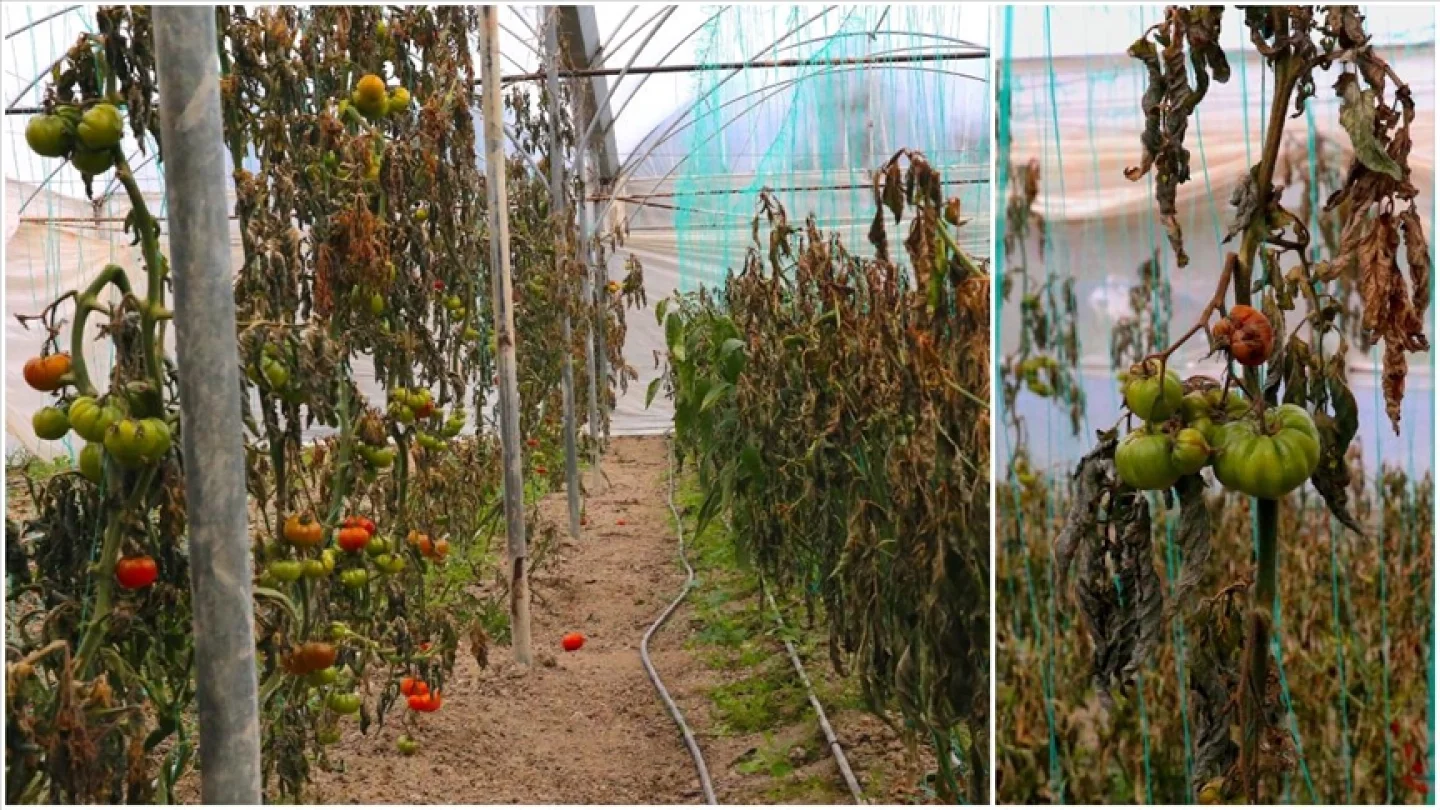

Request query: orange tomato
[
  {"left": 23, "top": 353, "right": 71, "bottom": 392},
  {"left": 400, "top": 677, "right": 429, "bottom": 697},
  {"left": 337, "top": 526, "right": 370, "bottom": 553},
  {"left": 283, "top": 514, "right": 325, "bottom": 547}
]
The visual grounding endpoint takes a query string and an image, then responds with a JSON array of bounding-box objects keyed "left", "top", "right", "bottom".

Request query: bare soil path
[{"left": 309, "top": 435, "right": 933, "bottom": 804}]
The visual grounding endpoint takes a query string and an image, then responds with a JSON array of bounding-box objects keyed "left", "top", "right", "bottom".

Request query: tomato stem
[{"left": 1240, "top": 496, "right": 1280, "bottom": 801}]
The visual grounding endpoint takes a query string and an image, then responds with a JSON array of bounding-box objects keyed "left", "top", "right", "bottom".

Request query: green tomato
[
  {"left": 33, "top": 406, "right": 71, "bottom": 440},
  {"left": 1211, "top": 404, "right": 1321, "bottom": 499},
  {"left": 359, "top": 444, "right": 396, "bottom": 469},
  {"left": 77, "top": 104, "right": 124, "bottom": 149},
  {"left": 327, "top": 692, "right": 362, "bottom": 715},
  {"left": 262, "top": 357, "right": 290, "bottom": 389},
  {"left": 321, "top": 549, "right": 337, "bottom": 573},
  {"left": 103, "top": 418, "right": 150, "bottom": 468},
  {"left": 370, "top": 293, "right": 386, "bottom": 316},
  {"left": 340, "top": 568, "right": 370, "bottom": 589},
  {"left": 70, "top": 145, "right": 114, "bottom": 175},
  {"left": 302, "top": 559, "right": 328, "bottom": 579},
  {"left": 268, "top": 560, "right": 303, "bottom": 583},
  {"left": 1115, "top": 428, "right": 1182, "bottom": 491},
  {"left": 137, "top": 418, "right": 172, "bottom": 464},
  {"left": 1120, "top": 361, "right": 1183, "bottom": 421},
  {"left": 1171, "top": 427, "right": 1211, "bottom": 476},
  {"left": 69, "top": 396, "right": 122, "bottom": 442},
  {"left": 26, "top": 114, "right": 74, "bottom": 158},
  {"left": 306, "top": 666, "right": 338, "bottom": 687},
  {"left": 397, "top": 735, "right": 420, "bottom": 755},
  {"left": 329, "top": 621, "right": 351, "bottom": 640},
  {"left": 79, "top": 442, "right": 105, "bottom": 484},
  {"left": 391, "top": 403, "right": 415, "bottom": 425},
  {"left": 461, "top": 327, "right": 480, "bottom": 342},
  {"left": 365, "top": 535, "right": 389, "bottom": 557}
]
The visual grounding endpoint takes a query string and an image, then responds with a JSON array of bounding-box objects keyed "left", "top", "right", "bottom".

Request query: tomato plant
[
  {"left": 1042, "top": 7, "right": 1431, "bottom": 804},
  {"left": 655, "top": 150, "right": 989, "bottom": 801},
  {"left": 8, "top": 6, "right": 641, "bottom": 803}
]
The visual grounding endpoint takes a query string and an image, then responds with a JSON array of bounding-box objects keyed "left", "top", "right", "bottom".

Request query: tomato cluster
[
  {"left": 1115, "top": 361, "right": 1320, "bottom": 498},
  {"left": 25, "top": 102, "right": 125, "bottom": 177}
]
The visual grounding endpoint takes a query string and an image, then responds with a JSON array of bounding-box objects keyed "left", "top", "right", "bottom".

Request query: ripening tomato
[
  {"left": 284, "top": 641, "right": 337, "bottom": 675},
  {"left": 115, "top": 556, "right": 158, "bottom": 589},
  {"left": 1211, "top": 404, "right": 1321, "bottom": 499},
  {"left": 386, "top": 87, "right": 412, "bottom": 116},
  {"left": 1215, "top": 305, "right": 1274, "bottom": 367},
  {"left": 1119, "top": 360, "right": 1183, "bottom": 421},
  {"left": 284, "top": 514, "right": 325, "bottom": 547},
  {"left": 24, "top": 353, "right": 71, "bottom": 392},
  {"left": 1171, "top": 428, "right": 1211, "bottom": 476},
  {"left": 353, "top": 74, "right": 389, "bottom": 118},
  {"left": 32, "top": 406, "right": 70, "bottom": 441},
  {"left": 338, "top": 526, "right": 371, "bottom": 553},
  {"left": 561, "top": 632, "right": 585, "bottom": 652},
  {"left": 69, "top": 396, "right": 122, "bottom": 442},
  {"left": 432, "top": 539, "right": 450, "bottom": 560}
]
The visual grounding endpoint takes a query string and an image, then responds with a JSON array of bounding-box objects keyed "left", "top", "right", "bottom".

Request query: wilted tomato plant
[{"left": 1052, "top": 7, "right": 1430, "bottom": 803}]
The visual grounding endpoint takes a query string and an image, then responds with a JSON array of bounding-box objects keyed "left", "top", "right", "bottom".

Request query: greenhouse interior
[{"left": 3, "top": 4, "right": 992, "bottom": 805}]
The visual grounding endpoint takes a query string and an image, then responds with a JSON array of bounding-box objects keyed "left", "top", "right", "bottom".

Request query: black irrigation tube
[
  {"left": 645, "top": 437, "right": 718, "bottom": 805},
  {"left": 758, "top": 571, "right": 866, "bottom": 804}
]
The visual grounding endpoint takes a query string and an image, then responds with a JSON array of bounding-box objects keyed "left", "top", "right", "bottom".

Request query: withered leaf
[
  {"left": 1336, "top": 73, "right": 1403, "bottom": 181},
  {"left": 1167, "top": 473, "right": 1212, "bottom": 614},
  {"left": 1311, "top": 370, "right": 1363, "bottom": 533}
]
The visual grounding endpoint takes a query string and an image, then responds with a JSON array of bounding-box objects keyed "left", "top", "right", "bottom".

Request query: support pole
[
  {"left": 576, "top": 102, "right": 603, "bottom": 490},
  {"left": 546, "top": 12, "right": 582, "bottom": 541},
  {"left": 480, "top": 6, "right": 532, "bottom": 665},
  {"left": 592, "top": 201, "right": 611, "bottom": 443},
  {"left": 152, "top": 6, "right": 262, "bottom": 803}
]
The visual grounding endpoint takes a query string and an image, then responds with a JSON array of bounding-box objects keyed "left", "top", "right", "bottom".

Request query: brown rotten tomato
[
  {"left": 1213, "top": 305, "right": 1273, "bottom": 367},
  {"left": 283, "top": 641, "right": 337, "bottom": 676}
]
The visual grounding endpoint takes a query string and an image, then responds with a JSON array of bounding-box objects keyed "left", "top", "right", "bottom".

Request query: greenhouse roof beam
[{"left": 555, "top": 5, "right": 621, "bottom": 185}]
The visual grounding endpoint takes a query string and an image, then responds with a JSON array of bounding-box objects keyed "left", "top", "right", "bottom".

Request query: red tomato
[
  {"left": 526, "top": 438, "right": 539, "bottom": 449},
  {"left": 400, "top": 677, "right": 429, "bottom": 697},
  {"left": 408, "top": 691, "right": 442, "bottom": 712},
  {"left": 616, "top": 518, "right": 626, "bottom": 526},
  {"left": 116, "top": 556, "right": 158, "bottom": 589},
  {"left": 433, "top": 280, "right": 445, "bottom": 291},
  {"left": 535, "top": 466, "right": 548, "bottom": 476},
  {"left": 338, "top": 526, "right": 371, "bottom": 553},
  {"left": 561, "top": 632, "right": 585, "bottom": 652}
]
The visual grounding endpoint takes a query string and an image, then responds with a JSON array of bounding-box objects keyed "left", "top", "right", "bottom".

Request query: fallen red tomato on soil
[
  {"left": 616, "top": 518, "right": 626, "bottom": 526},
  {"left": 561, "top": 632, "right": 585, "bottom": 652}
]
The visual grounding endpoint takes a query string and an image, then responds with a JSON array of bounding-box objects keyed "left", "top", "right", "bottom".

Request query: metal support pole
[
  {"left": 547, "top": 13, "right": 582, "bottom": 541},
  {"left": 576, "top": 106, "right": 603, "bottom": 490},
  {"left": 480, "top": 6, "right": 532, "bottom": 666},
  {"left": 152, "top": 6, "right": 262, "bottom": 803},
  {"left": 591, "top": 197, "right": 610, "bottom": 443}
]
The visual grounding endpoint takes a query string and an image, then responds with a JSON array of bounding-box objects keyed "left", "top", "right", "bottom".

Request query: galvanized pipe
[
  {"left": 480, "top": 5, "right": 532, "bottom": 666},
  {"left": 152, "top": 5, "right": 262, "bottom": 803},
  {"left": 575, "top": 103, "right": 603, "bottom": 488},
  {"left": 547, "top": 11, "right": 582, "bottom": 541}
]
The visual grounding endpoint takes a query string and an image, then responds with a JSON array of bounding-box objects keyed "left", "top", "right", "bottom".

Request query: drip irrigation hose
[
  {"left": 757, "top": 572, "right": 866, "bottom": 804},
  {"left": 644, "top": 436, "right": 718, "bottom": 805}
]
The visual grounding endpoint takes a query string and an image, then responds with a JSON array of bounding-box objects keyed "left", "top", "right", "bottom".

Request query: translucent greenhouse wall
[{"left": 601, "top": 4, "right": 992, "bottom": 433}]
